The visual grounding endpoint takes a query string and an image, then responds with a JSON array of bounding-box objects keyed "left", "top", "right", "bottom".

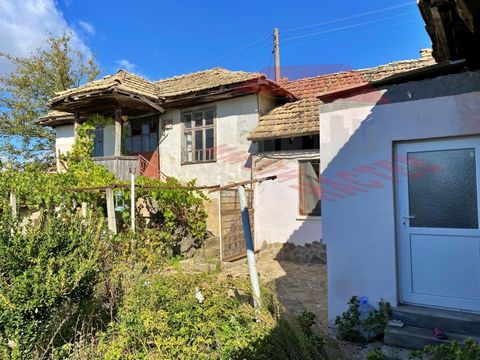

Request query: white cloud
[
  {"left": 78, "top": 20, "right": 95, "bottom": 35},
  {"left": 0, "top": 0, "right": 92, "bottom": 74},
  {"left": 115, "top": 59, "right": 137, "bottom": 72}
]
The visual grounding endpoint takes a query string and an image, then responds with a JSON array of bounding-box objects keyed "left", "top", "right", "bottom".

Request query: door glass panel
[{"left": 408, "top": 148, "right": 478, "bottom": 228}]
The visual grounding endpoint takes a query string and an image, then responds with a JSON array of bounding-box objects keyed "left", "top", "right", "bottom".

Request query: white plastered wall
[
  {"left": 158, "top": 94, "right": 260, "bottom": 186},
  {"left": 321, "top": 76, "right": 480, "bottom": 322},
  {"left": 253, "top": 151, "right": 321, "bottom": 249}
]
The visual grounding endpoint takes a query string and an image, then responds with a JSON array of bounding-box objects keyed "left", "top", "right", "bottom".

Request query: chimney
[{"left": 420, "top": 48, "right": 433, "bottom": 60}]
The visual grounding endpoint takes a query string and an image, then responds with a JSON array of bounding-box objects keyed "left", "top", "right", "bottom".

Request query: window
[
  {"left": 299, "top": 159, "right": 321, "bottom": 216},
  {"left": 92, "top": 125, "right": 104, "bottom": 157},
  {"left": 125, "top": 116, "right": 159, "bottom": 154},
  {"left": 182, "top": 108, "right": 215, "bottom": 163}
]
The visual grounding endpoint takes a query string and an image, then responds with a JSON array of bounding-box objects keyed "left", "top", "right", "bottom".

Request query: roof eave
[
  {"left": 317, "top": 60, "right": 467, "bottom": 101},
  {"left": 163, "top": 78, "right": 295, "bottom": 108}
]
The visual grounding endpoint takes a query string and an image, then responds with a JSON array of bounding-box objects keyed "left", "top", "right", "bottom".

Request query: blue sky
[{"left": 2, "top": 0, "right": 432, "bottom": 81}]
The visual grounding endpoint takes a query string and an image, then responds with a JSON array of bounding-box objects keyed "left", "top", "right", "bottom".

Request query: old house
[{"left": 39, "top": 50, "right": 434, "bottom": 267}]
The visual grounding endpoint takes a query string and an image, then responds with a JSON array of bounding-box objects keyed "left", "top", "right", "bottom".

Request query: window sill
[
  {"left": 296, "top": 215, "right": 322, "bottom": 221},
  {"left": 181, "top": 160, "right": 217, "bottom": 166}
]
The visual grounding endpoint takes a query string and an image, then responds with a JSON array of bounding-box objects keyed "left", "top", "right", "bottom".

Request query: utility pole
[{"left": 273, "top": 28, "right": 281, "bottom": 82}]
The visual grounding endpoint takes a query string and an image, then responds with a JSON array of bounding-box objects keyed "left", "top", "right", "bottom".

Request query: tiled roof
[
  {"left": 250, "top": 54, "right": 436, "bottom": 140},
  {"left": 52, "top": 70, "right": 160, "bottom": 102},
  {"left": 282, "top": 57, "right": 436, "bottom": 99},
  {"left": 155, "top": 67, "right": 265, "bottom": 97},
  {"left": 37, "top": 110, "right": 75, "bottom": 126},
  {"left": 248, "top": 98, "right": 320, "bottom": 140}
]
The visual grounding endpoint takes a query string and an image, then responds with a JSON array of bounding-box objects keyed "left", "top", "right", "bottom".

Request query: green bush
[
  {"left": 409, "top": 338, "right": 480, "bottom": 360},
  {"left": 0, "top": 210, "right": 109, "bottom": 359},
  {"left": 82, "top": 272, "right": 326, "bottom": 360},
  {"left": 335, "top": 296, "right": 391, "bottom": 343}
]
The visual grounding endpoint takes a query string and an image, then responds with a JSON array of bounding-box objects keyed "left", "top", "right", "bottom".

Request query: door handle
[{"left": 402, "top": 214, "right": 415, "bottom": 227}]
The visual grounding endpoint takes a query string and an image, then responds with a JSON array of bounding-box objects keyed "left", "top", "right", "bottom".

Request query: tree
[{"left": 0, "top": 31, "right": 100, "bottom": 166}]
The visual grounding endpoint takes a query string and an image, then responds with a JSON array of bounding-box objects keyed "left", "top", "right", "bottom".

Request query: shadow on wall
[{"left": 319, "top": 69, "right": 480, "bottom": 319}]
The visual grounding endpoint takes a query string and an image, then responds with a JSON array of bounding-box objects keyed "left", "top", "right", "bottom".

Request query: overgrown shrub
[
  {"left": 409, "top": 338, "right": 480, "bottom": 360},
  {"left": 335, "top": 296, "right": 391, "bottom": 343},
  {"left": 135, "top": 176, "right": 208, "bottom": 249},
  {"left": 70, "top": 272, "right": 326, "bottom": 360},
  {"left": 0, "top": 210, "right": 109, "bottom": 359}
]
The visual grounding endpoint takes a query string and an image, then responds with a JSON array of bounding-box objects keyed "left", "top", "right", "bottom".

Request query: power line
[
  {"left": 282, "top": 19, "right": 419, "bottom": 49},
  {"left": 203, "top": 36, "right": 269, "bottom": 66},
  {"left": 283, "top": 11, "right": 419, "bottom": 42},
  {"left": 201, "top": 2, "right": 420, "bottom": 68},
  {"left": 283, "top": 1, "right": 416, "bottom": 34}
]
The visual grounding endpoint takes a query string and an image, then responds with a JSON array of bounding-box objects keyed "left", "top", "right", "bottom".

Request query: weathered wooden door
[{"left": 220, "top": 188, "right": 254, "bottom": 261}]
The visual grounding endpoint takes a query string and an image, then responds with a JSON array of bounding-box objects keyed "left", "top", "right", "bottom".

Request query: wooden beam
[
  {"left": 114, "top": 108, "right": 122, "bottom": 157},
  {"left": 431, "top": 6, "right": 452, "bottom": 60},
  {"left": 138, "top": 95, "right": 165, "bottom": 113}
]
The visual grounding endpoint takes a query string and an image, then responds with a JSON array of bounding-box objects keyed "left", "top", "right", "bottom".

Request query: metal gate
[{"left": 220, "top": 188, "right": 254, "bottom": 261}]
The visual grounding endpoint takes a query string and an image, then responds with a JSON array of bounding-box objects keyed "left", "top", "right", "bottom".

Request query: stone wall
[{"left": 259, "top": 241, "right": 327, "bottom": 264}]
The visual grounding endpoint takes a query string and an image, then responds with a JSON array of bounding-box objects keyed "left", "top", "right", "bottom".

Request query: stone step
[
  {"left": 384, "top": 324, "right": 480, "bottom": 350},
  {"left": 391, "top": 305, "right": 480, "bottom": 336}
]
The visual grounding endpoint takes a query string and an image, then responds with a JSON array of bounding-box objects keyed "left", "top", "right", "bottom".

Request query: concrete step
[
  {"left": 391, "top": 305, "right": 480, "bottom": 336},
  {"left": 384, "top": 324, "right": 480, "bottom": 350}
]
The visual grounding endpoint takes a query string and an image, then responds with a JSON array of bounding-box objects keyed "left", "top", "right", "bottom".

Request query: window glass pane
[
  {"left": 195, "top": 130, "right": 203, "bottom": 161},
  {"left": 205, "top": 109, "right": 214, "bottom": 126},
  {"left": 141, "top": 123, "right": 149, "bottom": 135},
  {"left": 408, "top": 149, "right": 478, "bottom": 228},
  {"left": 184, "top": 113, "right": 192, "bottom": 129},
  {"left": 184, "top": 132, "right": 192, "bottom": 162},
  {"left": 206, "top": 128, "right": 214, "bottom": 160},
  {"left": 299, "top": 160, "right": 321, "bottom": 216},
  {"left": 149, "top": 133, "right": 158, "bottom": 152},
  {"left": 194, "top": 112, "right": 203, "bottom": 127}
]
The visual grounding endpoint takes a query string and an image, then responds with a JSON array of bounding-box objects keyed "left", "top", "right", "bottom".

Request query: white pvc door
[{"left": 396, "top": 137, "right": 480, "bottom": 312}]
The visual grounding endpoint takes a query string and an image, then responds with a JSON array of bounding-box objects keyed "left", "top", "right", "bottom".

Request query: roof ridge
[
  {"left": 155, "top": 67, "right": 264, "bottom": 83},
  {"left": 285, "top": 57, "right": 434, "bottom": 84}
]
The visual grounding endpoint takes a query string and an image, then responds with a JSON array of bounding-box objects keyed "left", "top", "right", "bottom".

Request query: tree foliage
[{"left": 0, "top": 31, "right": 99, "bottom": 165}]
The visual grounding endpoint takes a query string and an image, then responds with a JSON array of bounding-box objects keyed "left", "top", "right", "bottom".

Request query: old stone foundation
[{"left": 259, "top": 241, "right": 327, "bottom": 264}]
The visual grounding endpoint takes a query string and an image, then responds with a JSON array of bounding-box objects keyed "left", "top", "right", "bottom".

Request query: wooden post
[
  {"left": 9, "top": 193, "right": 17, "bottom": 218},
  {"left": 74, "top": 113, "right": 80, "bottom": 139},
  {"left": 106, "top": 188, "right": 117, "bottom": 234},
  {"left": 114, "top": 109, "right": 122, "bottom": 157},
  {"left": 273, "top": 28, "right": 281, "bottom": 82}
]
